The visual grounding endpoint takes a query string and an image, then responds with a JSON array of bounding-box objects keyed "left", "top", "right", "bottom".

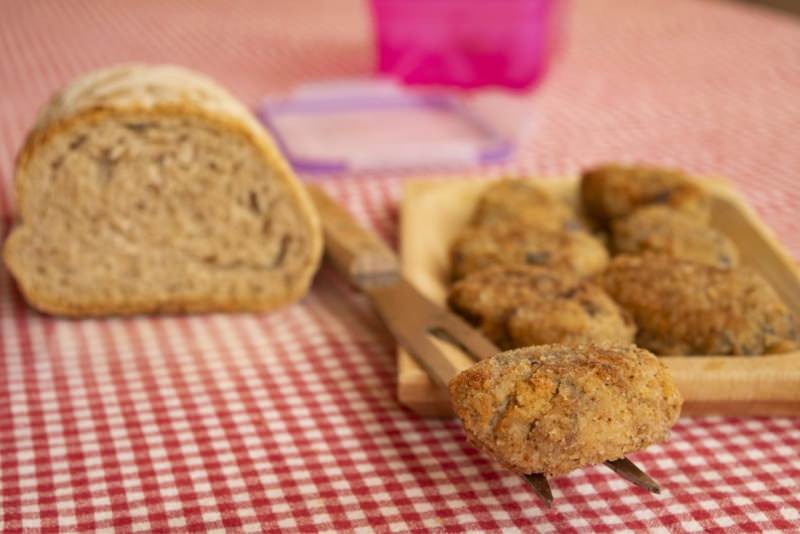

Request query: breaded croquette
[
  {"left": 448, "top": 266, "right": 575, "bottom": 347},
  {"left": 472, "top": 180, "right": 581, "bottom": 231},
  {"left": 448, "top": 266, "right": 634, "bottom": 349},
  {"left": 581, "top": 164, "right": 710, "bottom": 225},
  {"left": 449, "top": 343, "right": 682, "bottom": 476},
  {"left": 450, "top": 221, "right": 609, "bottom": 281},
  {"left": 508, "top": 283, "right": 635, "bottom": 347},
  {"left": 611, "top": 205, "right": 739, "bottom": 267},
  {"left": 598, "top": 255, "right": 799, "bottom": 355}
]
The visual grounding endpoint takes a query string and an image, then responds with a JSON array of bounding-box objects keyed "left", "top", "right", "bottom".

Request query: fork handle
[{"left": 306, "top": 185, "right": 400, "bottom": 287}]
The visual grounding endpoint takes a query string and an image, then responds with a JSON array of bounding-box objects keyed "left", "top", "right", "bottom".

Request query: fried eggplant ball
[
  {"left": 611, "top": 205, "right": 739, "bottom": 268},
  {"left": 472, "top": 179, "right": 582, "bottom": 231},
  {"left": 450, "top": 221, "right": 609, "bottom": 281},
  {"left": 598, "top": 255, "right": 799, "bottom": 355},
  {"left": 449, "top": 343, "right": 682, "bottom": 476},
  {"left": 448, "top": 266, "right": 634, "bottom": 349},
  {"left": 581, "top": 164, "right": 710, "bottom": 225}
]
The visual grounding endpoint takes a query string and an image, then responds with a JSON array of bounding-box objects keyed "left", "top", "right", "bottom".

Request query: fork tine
[
  {"left": 429, "top": 311, "right": 500, "bottom": 361},
  {"left": 311, "top": 185, "right": 658, "bottom": 503},
  {"left": 397, "top": 327, "right": 558, "bottom": 506},
  {"left": 604, "top": 458, "right": 661, "bottom": 493},
  {"left": 432, "top": 312, "right": 662, "bottom": 498},
  {"left": 523, "top": 473, "right": 553, "bottom": 507}
]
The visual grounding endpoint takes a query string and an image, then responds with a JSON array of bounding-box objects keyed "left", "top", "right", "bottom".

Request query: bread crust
[{"left": 3, "top": 64, "right": 322, "bottom": 316}]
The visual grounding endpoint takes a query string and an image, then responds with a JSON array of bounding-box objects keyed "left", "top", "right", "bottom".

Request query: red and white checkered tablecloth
[{"left": 2, "top": 0, "right": 799, "bottom": 531}]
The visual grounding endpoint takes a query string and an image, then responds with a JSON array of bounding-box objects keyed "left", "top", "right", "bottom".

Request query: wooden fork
[{"left": 306, "top": 185, "right": 661, "bottom": 505}]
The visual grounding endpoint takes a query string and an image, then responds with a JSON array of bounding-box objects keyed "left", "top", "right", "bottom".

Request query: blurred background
[
  {"left": 1, "top": 0, "right": 799, "bottom": 254},
  {"left": 1, "top": 3, "right": 799, "bottom": 531}
]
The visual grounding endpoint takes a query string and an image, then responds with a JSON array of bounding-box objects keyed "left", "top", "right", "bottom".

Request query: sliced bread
[{"left": 3, "top": 64, "right": 322, "bottom": 316}]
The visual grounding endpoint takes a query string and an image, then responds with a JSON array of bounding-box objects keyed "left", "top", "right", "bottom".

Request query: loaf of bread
[{"left": 3, "top": 64, "right": 322, "bottom": 316}]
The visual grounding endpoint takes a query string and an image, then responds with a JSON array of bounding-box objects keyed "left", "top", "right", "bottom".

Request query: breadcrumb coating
[
  {"left": 599, "top": 255, "right": 799, "bottom": 355},
  {"left": 509, "top": 283, "right": 635, "bottom": 347},
  {"left": 450, "top": 222, "right": 609, "bottom": 281},
  {"left": 611, "top": 205, "right": 739, "bottom": 268},
  {"left": 448, "top": 266, "right": 633, "bottom": 349},
  {"left": 472, "top": 180, "right": 581, "bottom": 231},
  {"left": 449, "top": 343, "right": 682, "bottom": 476},
  {"left": 581, "top": 164, "right": 710, "bottom": 225}
]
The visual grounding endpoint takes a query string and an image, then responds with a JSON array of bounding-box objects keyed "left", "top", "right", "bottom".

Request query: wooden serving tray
[{"left": 397, "top": 178, "right": 800, "bottom": 418}]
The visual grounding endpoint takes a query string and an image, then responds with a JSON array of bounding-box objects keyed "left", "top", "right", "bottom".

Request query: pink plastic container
[{"left": 370, "top": 0, "right": 565, "bottom": 90}]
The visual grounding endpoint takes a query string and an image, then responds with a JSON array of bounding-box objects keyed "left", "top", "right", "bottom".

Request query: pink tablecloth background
[{"left": 1, "top": 0, "right": 799, "bottom": 531}]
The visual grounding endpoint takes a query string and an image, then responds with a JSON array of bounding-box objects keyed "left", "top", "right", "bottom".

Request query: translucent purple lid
[{"left": 256, "top": 80, "right": 513, "bottom": 173}]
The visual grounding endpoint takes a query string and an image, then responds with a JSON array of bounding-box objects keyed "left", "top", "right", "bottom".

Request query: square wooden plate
[{"left": 397, "top": 178, "right": 800, "bottom": 418}]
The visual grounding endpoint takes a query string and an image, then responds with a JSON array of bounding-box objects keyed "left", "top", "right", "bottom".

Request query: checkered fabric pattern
[{"left": 1, "top": 0, "right": 799, "bottom": 531}]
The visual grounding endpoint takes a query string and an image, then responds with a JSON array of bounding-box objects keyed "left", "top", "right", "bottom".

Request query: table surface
[{"left": 1, "top": 0, "right": 799, "bottom": 532}]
